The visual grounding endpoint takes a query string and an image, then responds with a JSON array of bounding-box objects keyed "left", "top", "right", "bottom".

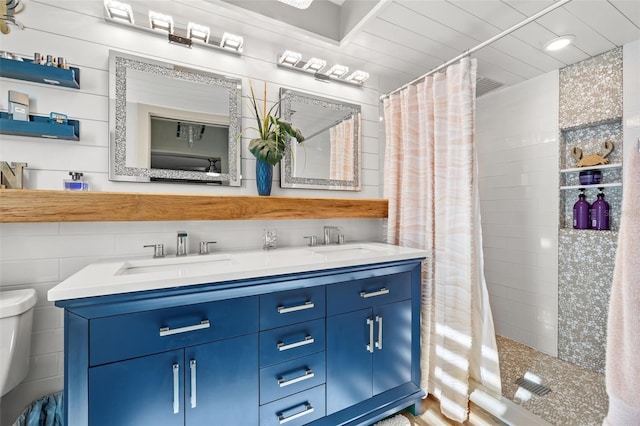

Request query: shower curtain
[{"left": 383, "top": 58, "right": 501, "bottom": 422}]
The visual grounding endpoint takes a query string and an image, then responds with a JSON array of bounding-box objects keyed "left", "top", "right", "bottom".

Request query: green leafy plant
[{"left": 245, "top": 81, "right": 304, "bottom": 166}]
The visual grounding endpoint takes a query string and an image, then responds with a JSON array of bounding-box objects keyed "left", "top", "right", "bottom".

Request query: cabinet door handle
[
  {"left": 159, "top": 319, "right": 210, "bottom": 336},
  {"left": 278, "top": 369, "right": 314, "bottom": 387},
  {"left": 190, "top": 359, "right": 197, "bottom": 409},
  {"left": 375, "top": 315, "right": 383, "bottom": 350},
  {"left": 278, "top": 403, "right": 314, "bottom": 424},
  {"left": 277, "top": 301, "right": 314, "bottom": 314},
  {"left": 366, "top": 318, "right": 374, "bottom": 353},
  {"left": 360, "top": 288, "right": 389, "bottom": 298},
  {"left": 277, "top": 335, "right": 314, "bottom": 351},
  {"left": 172, "top": 363, "right": 180, "bottom": 414}
]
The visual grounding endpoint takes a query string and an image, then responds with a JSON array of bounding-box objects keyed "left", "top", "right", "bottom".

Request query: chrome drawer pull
[
  {"left": 159, "top": 319, "right": 210, "bottom": 337},
  {"left": 278, "top": 369, "right": 314, "bottom": 387},
  {"left": 375, "top": 315, "right": 383, "bottom": 350},
  {"left": 190, "top": 359, "right": 197, "bottom": 409},
  {"left": 367, "top": 318, "right": 374, "bottom": 353},
  {"left": 360, "top": 288, "right": 389, "bottom": 298},
  {"left": 277, "top": 335, "right": 314, "bottom": 351},
  {"left": 172, "top": 363, "right": 179, "bottom": 414},
  {"left": 277, "top": 301, "right": 315, "bottom": 314},
  {"left": 278, "top": 403, "right": 314, "bottom": 424}
]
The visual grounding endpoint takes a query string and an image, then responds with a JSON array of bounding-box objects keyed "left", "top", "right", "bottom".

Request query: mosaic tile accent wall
[
  {"left": 559, "top": 48, "right": 623, "bottom": 129},
  {"left": 558, "top": 47, "right": 623, "bottom": 373},
  {"left": 558, "top": 229, "right": 617, "bottom": 373}
]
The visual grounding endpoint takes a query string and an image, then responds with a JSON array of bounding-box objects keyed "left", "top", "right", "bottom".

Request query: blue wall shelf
[
  {"left": 0, "top": 57, "right": 80, "bottom": 89},
  {"left": 0, "top": 112, "right": 80, "bottom": 140}
]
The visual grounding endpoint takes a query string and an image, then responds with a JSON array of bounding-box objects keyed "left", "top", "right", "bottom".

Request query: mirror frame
[
  {"left": 108, "top": 51, "right": 242, "bottom": 186},
  {"left": 279, "top": 88, "right": 361, "bottom": 191}
]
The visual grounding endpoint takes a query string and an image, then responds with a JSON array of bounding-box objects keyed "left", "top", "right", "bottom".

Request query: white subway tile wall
[{"left": 476, "top": 70, "right": 560, "bottom": 356}]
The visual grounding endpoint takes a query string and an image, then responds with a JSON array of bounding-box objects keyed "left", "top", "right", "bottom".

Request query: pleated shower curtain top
[{"left": 383, "top": 58, "right": 501, "bottom": 422}]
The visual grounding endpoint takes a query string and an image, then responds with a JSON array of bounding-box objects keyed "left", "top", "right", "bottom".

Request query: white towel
[{"left": 603, "top": 142, "right": 640, "bottom": 425}]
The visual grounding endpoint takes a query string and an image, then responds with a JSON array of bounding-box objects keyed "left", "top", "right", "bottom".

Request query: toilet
[{"left": 0, "top": 288, "right": 37, "bottom": 396}]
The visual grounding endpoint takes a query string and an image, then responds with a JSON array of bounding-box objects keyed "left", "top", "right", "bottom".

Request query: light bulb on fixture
[
  {"left": 544, "top": 35, "right": 575, "bottom": 51},
  {"left": 220, "top": 32, "right": 244, "bottom": 51},
  {"left": 104, "top": 0, "right": 134, "bottom": 24},
  {"left": 279, "top": 50, "right": 302, "bottom": 66},
  {"left": 346, "top": 70, "right": 369, "bottom": 84},
  {"left": 149, "top": 11, "right": 173, "bottom": 33},
  {"left": 277, "top": 0, "right": 313, "bottom": 9},
  {"left": 302, "top": 57, "right": 326, "bottom": 72},
  {"left": 188, "top": 22, "right": 210, "bottom": 43},
  {"left": 326, "top": 64, "right": 349, "bottom": 78}
]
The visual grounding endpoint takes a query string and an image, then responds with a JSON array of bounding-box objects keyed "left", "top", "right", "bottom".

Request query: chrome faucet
[
  {"left": 176, "top": 231, "right": 188, "bottom": 256},
  {"left": 323, "top": 226, "right": 342, "bottom": 245}
]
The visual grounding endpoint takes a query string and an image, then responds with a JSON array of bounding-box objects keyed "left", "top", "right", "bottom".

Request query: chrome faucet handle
[
  {"left": 199, "top": 241, "right": 217, "bottom": 255},
  {"left": 176, "top": 231, "right": 188, "bottom": 256},
  {"left": 144, "top": 244, "right": 165, "bottom": 258},
  {"left": 304, "top": 236, "right": 318, "bottom": 247},
  {"left": 323, "top": 226, "right": 341, "bottom": 245},
  {"left": 338, "top": 234, "right": 345, "bottom": 245}
]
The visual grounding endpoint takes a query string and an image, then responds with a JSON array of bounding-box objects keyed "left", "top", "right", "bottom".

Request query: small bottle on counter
[
  {"left": 591, "top": 189, "right": 610, "bottom": 230},
  {"left": 573, "top": 189, "right": 590, "bottom": 229},
  {"left": 63, "top": 172, "right": 89, "bottom": 191}
]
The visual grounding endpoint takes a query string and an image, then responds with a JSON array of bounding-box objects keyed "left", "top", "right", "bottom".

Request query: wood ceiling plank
[{"left": 447, "top": 0, "right": 527, "bottom": 30}]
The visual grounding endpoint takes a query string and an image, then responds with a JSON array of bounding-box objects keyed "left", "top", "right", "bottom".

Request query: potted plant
[{"left": 245, "top": 81, "right": 304, "bottom": 195}]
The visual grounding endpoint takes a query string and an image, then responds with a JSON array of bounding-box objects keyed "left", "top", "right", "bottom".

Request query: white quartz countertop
[{"left": 48, "top": 243, "right": 428, "bottom": 301}]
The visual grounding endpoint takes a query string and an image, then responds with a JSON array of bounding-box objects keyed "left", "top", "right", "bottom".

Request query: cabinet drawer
[
  {"left": 260, "top": 286, "right": 325, "bottom": 330},
  {"left": 260, "top": 384, "right": 325, "bottom": 426},
  {"left": 327, "top": 272, "right": 412, "bottom": 316},
  {"left": 260, "top": 351, "right": 326, "bottom": 404},
  {"left": 90, "top": 296, "right": 258, "bottom": 366},
  {"left": 260, "top": 318, "right": 325, "bottom": 367}
]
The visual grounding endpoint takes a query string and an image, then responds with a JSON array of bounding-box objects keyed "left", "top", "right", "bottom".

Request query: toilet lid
[{"left": 0, "top": 289, "right": 37, "bottom": 318}]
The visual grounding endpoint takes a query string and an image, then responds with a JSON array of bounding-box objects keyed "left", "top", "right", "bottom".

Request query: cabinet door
[
  {"left": 326, "top": 308, "right": 372, "bottom": 415},
  {"left": 88, "top": 349, "right": 184, "bottom": 426},
  {"left": 185, "top": 334, "right": 258, "bottom": 426},
  {"left": 373, "top": 299, "right": 412, "bottom": 395}
]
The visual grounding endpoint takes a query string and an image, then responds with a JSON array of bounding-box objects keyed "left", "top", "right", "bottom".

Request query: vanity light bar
[
  {"left": 326, "top": 64, "right": 349, "bottom": 78},
  {"left": 104, "top": 0, "right": 134, "bottom": 24},
  {"left": 188, "top": 22, "right": 210, "bottom": 44},
  {"left": 345, "top": 70, "right": 369, "bottom": 84},
  {"left": 276, "top": 52, "right": 368, "bottom": 87},
  {"left": 102, "top": 1, "right": 244, "bottom": 57}
]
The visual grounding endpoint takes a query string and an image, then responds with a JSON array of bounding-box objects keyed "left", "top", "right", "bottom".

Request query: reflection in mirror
[
  {"left": 279, "top": 88, "right": 361, "bottom": 191},
  {"left": 109, "top": 51, "right": 241, "bottom": 185}
]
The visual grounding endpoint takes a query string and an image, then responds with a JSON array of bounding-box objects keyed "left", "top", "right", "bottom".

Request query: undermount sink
[
  {"left": 307, "top": 243, "right": 388, "bottom": 257},
  {"left": 117, "top": 254, "right": 234, "bottom": 275}
]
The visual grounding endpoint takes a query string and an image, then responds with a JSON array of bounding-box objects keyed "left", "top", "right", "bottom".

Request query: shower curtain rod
[{"left": 381, "top": 0, "right": 573, "bottom": 100}]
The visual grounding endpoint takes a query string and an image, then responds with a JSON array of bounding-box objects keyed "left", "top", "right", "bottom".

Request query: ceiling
[{"left": 203, "top": 0, "right": 640, "bottom": 94}]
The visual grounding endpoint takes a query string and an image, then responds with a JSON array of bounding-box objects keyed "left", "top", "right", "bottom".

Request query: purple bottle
[
  {"left": 573, "top": 190, "right": 590, "bottom": 229},
  {"left": 591, "top": 189, "right": 610, "bottom": 230}
]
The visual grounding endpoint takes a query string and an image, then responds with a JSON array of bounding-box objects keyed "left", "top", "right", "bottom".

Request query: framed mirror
[
  {"left": 279, "top": 88, "right": 361, "bottom": 191},
  {"left": 109, "top": 51, "right": 241, "bottom": 185}
]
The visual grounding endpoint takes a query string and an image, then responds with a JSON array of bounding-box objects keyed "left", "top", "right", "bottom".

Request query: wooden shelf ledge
[{"left": 0, "top": 190, "right": 389, "bottom": 223}]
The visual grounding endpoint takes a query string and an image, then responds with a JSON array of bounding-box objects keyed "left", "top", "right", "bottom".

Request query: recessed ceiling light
[
  {"left": 544, "top": 35, "right": 575, "bottom": 51},
  {"left": 277, "top": 0, "right": 313, "bottom": 9}
]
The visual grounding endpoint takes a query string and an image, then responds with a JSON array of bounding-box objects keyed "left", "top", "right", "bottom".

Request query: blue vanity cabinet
[{"left": 57, "top": 258, "right": 425, "bottom": 426}]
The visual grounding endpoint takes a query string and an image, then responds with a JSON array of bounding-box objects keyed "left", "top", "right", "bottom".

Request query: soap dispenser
[
  {"left": 64, "top": 172, "right": 89, "bottom": 191},
  {"left": 591, "top": 188, "right": 610, "bottom": 230},
  {"left": 573, "top": 189, "right": 590, "bottom": 229}
]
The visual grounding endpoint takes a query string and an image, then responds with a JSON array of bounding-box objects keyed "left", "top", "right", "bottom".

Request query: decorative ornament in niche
[
  {"left": 571, "top": 141, "right": 614, "bottom": 167},
  {"left": 0, "top": 161, "right": 27, "bottom": 189},
  {"left": 1, "top": 0, "right": 25, "bottom": 34}
]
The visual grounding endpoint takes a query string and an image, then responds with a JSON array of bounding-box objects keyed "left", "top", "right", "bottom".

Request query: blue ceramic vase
[{"left": 256, "top": 159, "right": 273, "bottom": 196}]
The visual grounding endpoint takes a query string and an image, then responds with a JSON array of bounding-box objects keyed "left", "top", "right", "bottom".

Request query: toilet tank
[{"left": 0, "top": 288, "right": 37, "bottom": 396}]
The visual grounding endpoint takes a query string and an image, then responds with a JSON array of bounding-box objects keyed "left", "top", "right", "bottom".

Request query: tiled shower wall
[{"left": 558, "top": 48, "right": 623, "bottom": 373}]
